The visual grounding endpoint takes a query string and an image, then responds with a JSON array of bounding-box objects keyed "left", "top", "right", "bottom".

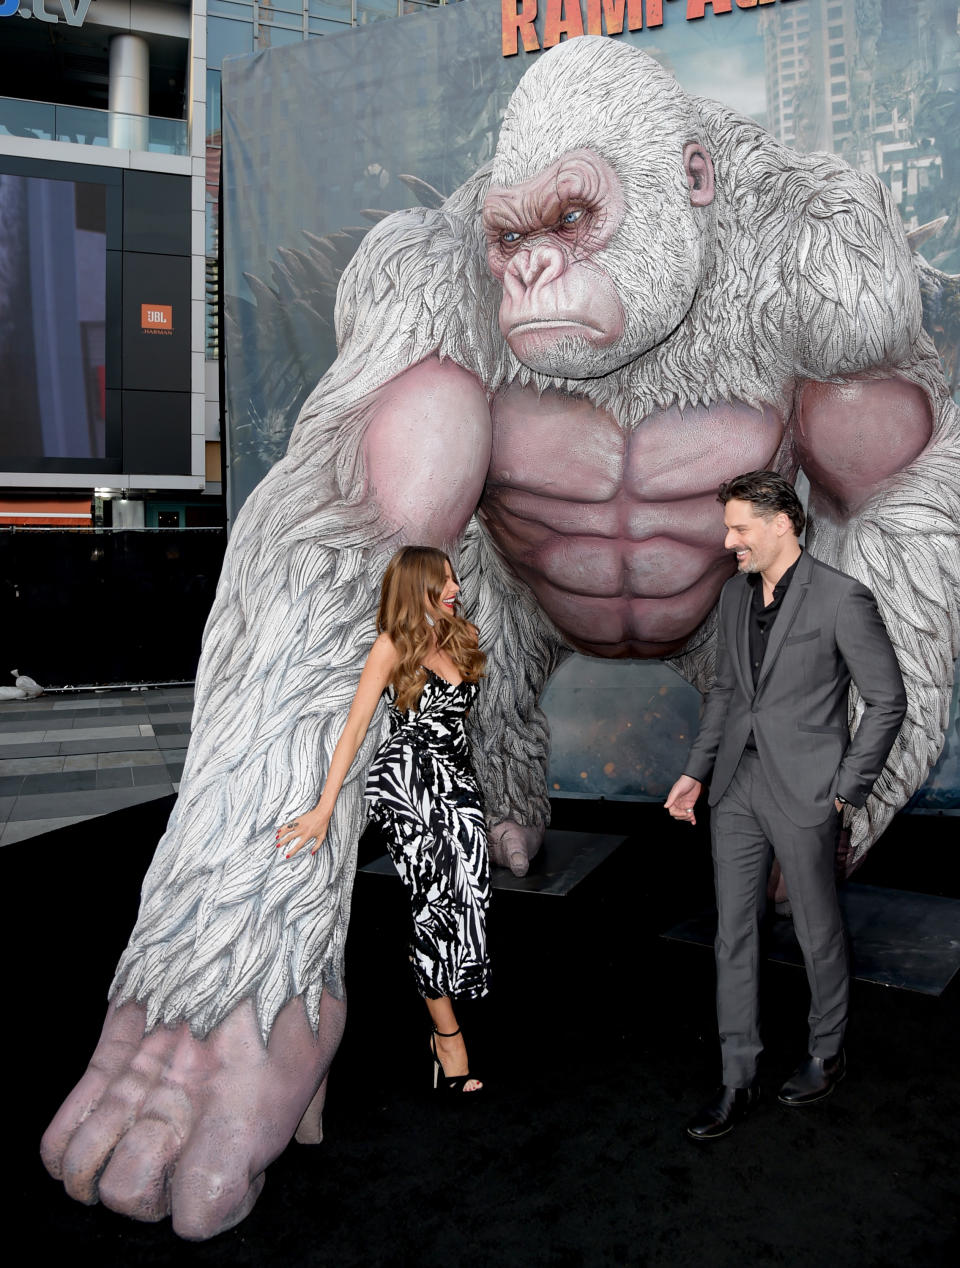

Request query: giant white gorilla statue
[{"left": 42, "top": 38, "right": 960, "bottom": 1239}]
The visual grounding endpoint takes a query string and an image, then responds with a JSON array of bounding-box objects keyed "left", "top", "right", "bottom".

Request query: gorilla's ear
[{"left": 683, "top": 142, "right": 715, "bottom": 208}]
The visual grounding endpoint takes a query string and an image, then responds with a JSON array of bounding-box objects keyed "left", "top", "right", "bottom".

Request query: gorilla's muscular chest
[{"left": 480, "top": 384, "right": 785, "bottom": 657}]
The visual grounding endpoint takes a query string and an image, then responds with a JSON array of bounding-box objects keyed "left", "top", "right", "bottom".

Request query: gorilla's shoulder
[
  {"left": 783, "top": 155, "right": 920, "bottom": 373},
  {"left": 806, "top": 552, "right": 875, "bottom": 599}
]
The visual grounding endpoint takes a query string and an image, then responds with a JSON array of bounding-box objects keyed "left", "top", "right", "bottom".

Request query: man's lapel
[
  {"left": 754, "top": 549, "right": 813, "bottom": 694},
  {"left": 733, "top": 580, "right": 754, "bottom": 697}
]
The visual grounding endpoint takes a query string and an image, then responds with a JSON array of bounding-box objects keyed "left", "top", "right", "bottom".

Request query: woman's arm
[{"left": 277, "top": 632, "right": 397, "bottom": 857}]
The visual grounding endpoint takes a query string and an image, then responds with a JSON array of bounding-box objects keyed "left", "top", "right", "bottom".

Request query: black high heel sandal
[{"left": 431, "top": 1027, "right": 482, "bottom": 1093}]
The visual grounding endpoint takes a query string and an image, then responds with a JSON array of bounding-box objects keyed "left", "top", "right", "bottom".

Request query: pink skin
[
  {"left": 795, "top": 377, "right": 932, "bottom": 516},
  {"left": 483, "top": 150, "right": 627, "bottom": 375},
  {"left": 482, "top": 143, "right": 714, "bottom": 378},
  {"left": 363, "top": 356, "right": 492, "bottom": 544},
  {"left": 480, "top": 387, "right": 786, "bottom": 656},
  {"left": 41, "top": 993, "right": 344, "bottom": 1240}
]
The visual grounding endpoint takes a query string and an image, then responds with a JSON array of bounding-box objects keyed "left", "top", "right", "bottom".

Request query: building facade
[
  {"left": 0, "top": 0, "right": 450, "bottom": 528},
  {"left": 762, "top": 0, "right": 960, "bottom": 241},
  {"left": 0, "top": 0, "right": 215, "bottom": 527}
]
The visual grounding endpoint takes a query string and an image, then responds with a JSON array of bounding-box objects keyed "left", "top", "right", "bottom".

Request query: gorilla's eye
[
  {"left": 561, "top": 208, "right": 584, "bottom": 225},
  {"left": 501, "top": 230, "right": 523, "bottom": 245}
]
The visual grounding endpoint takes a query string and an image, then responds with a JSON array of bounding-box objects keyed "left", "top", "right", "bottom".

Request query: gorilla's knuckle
[
  {"left": 60, "top": 1157, "right": 102, "bottom": 1204},
  {"left": 98, "top": 1170, "right": 167, "bottom": 1221},
  {"left": 107, "top": 1073, "right": 151, "bottom": 1108},
  {"left": 171, "top": 1169, "right": 250, "bottom": 1241}
]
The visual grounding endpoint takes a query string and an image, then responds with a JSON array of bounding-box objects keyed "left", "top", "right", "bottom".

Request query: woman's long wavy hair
[{"left": 377, "top": 546, "right": 486, "bottom": 712}]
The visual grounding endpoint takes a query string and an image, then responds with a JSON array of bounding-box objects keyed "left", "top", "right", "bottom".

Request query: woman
[{"left": 276, "top": 546, "right": 490, "bottom": 1092}]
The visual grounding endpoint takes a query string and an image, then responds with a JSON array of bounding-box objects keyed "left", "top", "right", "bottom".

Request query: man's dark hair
[{"left": 717, "top": 470, "right": 806, "bottom": 537}]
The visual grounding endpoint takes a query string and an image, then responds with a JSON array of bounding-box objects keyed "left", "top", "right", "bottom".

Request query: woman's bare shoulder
[{"left": 369, "top": 631, "right": 399, "bottom": 664}]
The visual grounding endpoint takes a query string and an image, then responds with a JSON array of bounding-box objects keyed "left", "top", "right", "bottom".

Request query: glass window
[
  {"left": 829, "top": 42, "right": 844, "bottom": 57},
  {"left": 205, "top": 259, "right": 220, "bottom": 360},
  {"left": 258, "top": 0, "right": 305, "bottom": 16},
  {"left": 309, "top": 0, "right": 351, "bottom": 18},
  {"left": 308, "top": 16, "right": 351, "bottom": 33},
  {"left": 208, "top": 17, "right": 255, "bottom": 69},
  {"left": 258, "top": 10, "right": 304, "bottom": 29},
  {"left": 206, "top": 69, "right": 222, "bottom": 140},
  {"left": 357, "top": 0, "right": 401, "bottom": 24},
  {"left": 256, "top": 25, "right": 304, "bottom": 47},
  {"left": 828, "top": 24, "right": 843, "bottom": 38},
  {"left": 56, "top": 105, "right": 109, "bottom": 147},
  {"left": 0, "top": 97, "right": 55, "bottom": 141},
  {"left": 209, "top": 0, "right": 254, "bottom": 15},
  {"left": 206, "top": 186, "right": 219, "bottom": 258}
]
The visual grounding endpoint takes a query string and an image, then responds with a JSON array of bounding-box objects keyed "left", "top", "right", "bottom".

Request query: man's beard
[{"left": 734, "top": 550, "right": 763, "bottom": 574}]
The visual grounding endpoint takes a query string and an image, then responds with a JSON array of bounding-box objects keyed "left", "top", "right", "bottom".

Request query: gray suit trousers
[{"left": 711, "top": 751, "right": 849, "bottom": 1087}]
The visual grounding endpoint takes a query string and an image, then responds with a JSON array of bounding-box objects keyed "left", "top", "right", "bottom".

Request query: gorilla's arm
[
  {"left": 790, "top": 174, "right": 960, "bottom": 865},
  {"left": 110, "top": 197, "right": 496, "bottom": 1040},
  {"left": 42, "top": 184, "right": 516, "bottom": 1239}
]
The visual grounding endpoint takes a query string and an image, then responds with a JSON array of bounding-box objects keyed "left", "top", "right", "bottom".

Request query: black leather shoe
[
  {"left": 778, "top": 1050, "right": 846, "bottom": 1105},
  {"left": 685, "top": 1084, "right": 759, "bottom": 1140}
]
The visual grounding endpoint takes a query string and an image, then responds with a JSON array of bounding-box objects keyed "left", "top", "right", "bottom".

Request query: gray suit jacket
[{"left": 684, "top": 550, "right": 907, "bottom": 828}]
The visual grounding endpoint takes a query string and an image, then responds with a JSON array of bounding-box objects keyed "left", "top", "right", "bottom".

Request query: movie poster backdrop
[{"left": 222, "top": 0, "right": 960, "bottom": 809}]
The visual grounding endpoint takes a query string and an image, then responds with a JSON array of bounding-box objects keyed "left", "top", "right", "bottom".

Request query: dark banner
[{"left": 0, "top": 530, "right": 226, "bottom": 688}]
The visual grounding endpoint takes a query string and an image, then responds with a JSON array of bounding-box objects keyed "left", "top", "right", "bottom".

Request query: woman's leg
[{"left": 425, "top": 995, "right": 481, "bottom": 1092}]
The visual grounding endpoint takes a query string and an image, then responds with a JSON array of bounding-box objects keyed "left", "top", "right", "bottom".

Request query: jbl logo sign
[{"left": 141, "top": 304, "right": 173, "bottom": 332}]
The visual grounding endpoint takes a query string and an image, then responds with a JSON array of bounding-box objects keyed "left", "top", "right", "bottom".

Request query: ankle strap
[{"left": 433, "top": 1027, "right": 461, "bottom": 1038}]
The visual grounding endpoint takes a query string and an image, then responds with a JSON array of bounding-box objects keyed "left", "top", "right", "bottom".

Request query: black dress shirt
[
  {"left": 743, "top": 551, "right": 802, "bottom": 751},
  {"left": 749, "top": 551, "right": 802, "bottom": 686}
]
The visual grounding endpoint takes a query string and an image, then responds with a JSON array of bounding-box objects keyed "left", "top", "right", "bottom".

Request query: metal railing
[{"left": 0, "top": 96, "right": 188, "bottom": 156}]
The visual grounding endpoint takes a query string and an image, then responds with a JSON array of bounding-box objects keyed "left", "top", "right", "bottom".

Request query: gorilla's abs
[{"left": 480, "top": 384, "right": 784, "bottom": 658}]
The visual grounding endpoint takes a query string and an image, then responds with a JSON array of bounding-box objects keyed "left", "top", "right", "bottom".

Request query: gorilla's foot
[
  {"left": 41, "top": 992, "right": 345, "bottom": 1240},
  {"left": 489, "top": 820, "right": 544, "bottom": 877}
]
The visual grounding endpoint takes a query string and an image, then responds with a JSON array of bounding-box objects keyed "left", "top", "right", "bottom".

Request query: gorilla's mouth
[{"left": 509, "top": 319, "right": 604, "bottom": 337}]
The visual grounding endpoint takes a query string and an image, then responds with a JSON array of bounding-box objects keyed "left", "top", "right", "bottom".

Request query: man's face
[{"left": 723, "top": 499, "right": 784, "bottom": 575}]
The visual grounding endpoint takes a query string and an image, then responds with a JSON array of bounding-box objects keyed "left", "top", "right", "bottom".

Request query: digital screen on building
[{"left": 0, "top": 172, "right": 108, "bottom": 463}]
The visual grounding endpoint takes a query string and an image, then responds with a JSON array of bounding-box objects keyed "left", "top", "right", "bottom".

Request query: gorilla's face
[{"left": 482, "top": 143, "right": 715, "bottom": 380}]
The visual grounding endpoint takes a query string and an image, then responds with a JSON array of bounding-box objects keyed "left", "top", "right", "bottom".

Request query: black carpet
[{"left": 4, "top": 796, "right": 959, "bottom": 1266}]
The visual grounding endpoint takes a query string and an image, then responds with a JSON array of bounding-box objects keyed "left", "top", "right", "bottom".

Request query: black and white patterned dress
[{"left": 365, "top": 668, "right": 491, "bottom": 1001}]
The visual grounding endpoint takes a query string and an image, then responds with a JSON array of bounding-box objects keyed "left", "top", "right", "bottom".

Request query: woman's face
[{"left": 427, "top": 561, "right": 459, "bottom": 618}]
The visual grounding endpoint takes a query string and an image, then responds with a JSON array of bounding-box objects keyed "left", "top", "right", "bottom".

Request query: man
[{"left": 665, "top": 471, "right": 906, "bottom": 1140}]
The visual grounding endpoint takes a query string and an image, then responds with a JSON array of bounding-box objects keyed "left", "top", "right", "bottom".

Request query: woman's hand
[{"left": 276, "top": 808, "right": 331, "bottom": 858}]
